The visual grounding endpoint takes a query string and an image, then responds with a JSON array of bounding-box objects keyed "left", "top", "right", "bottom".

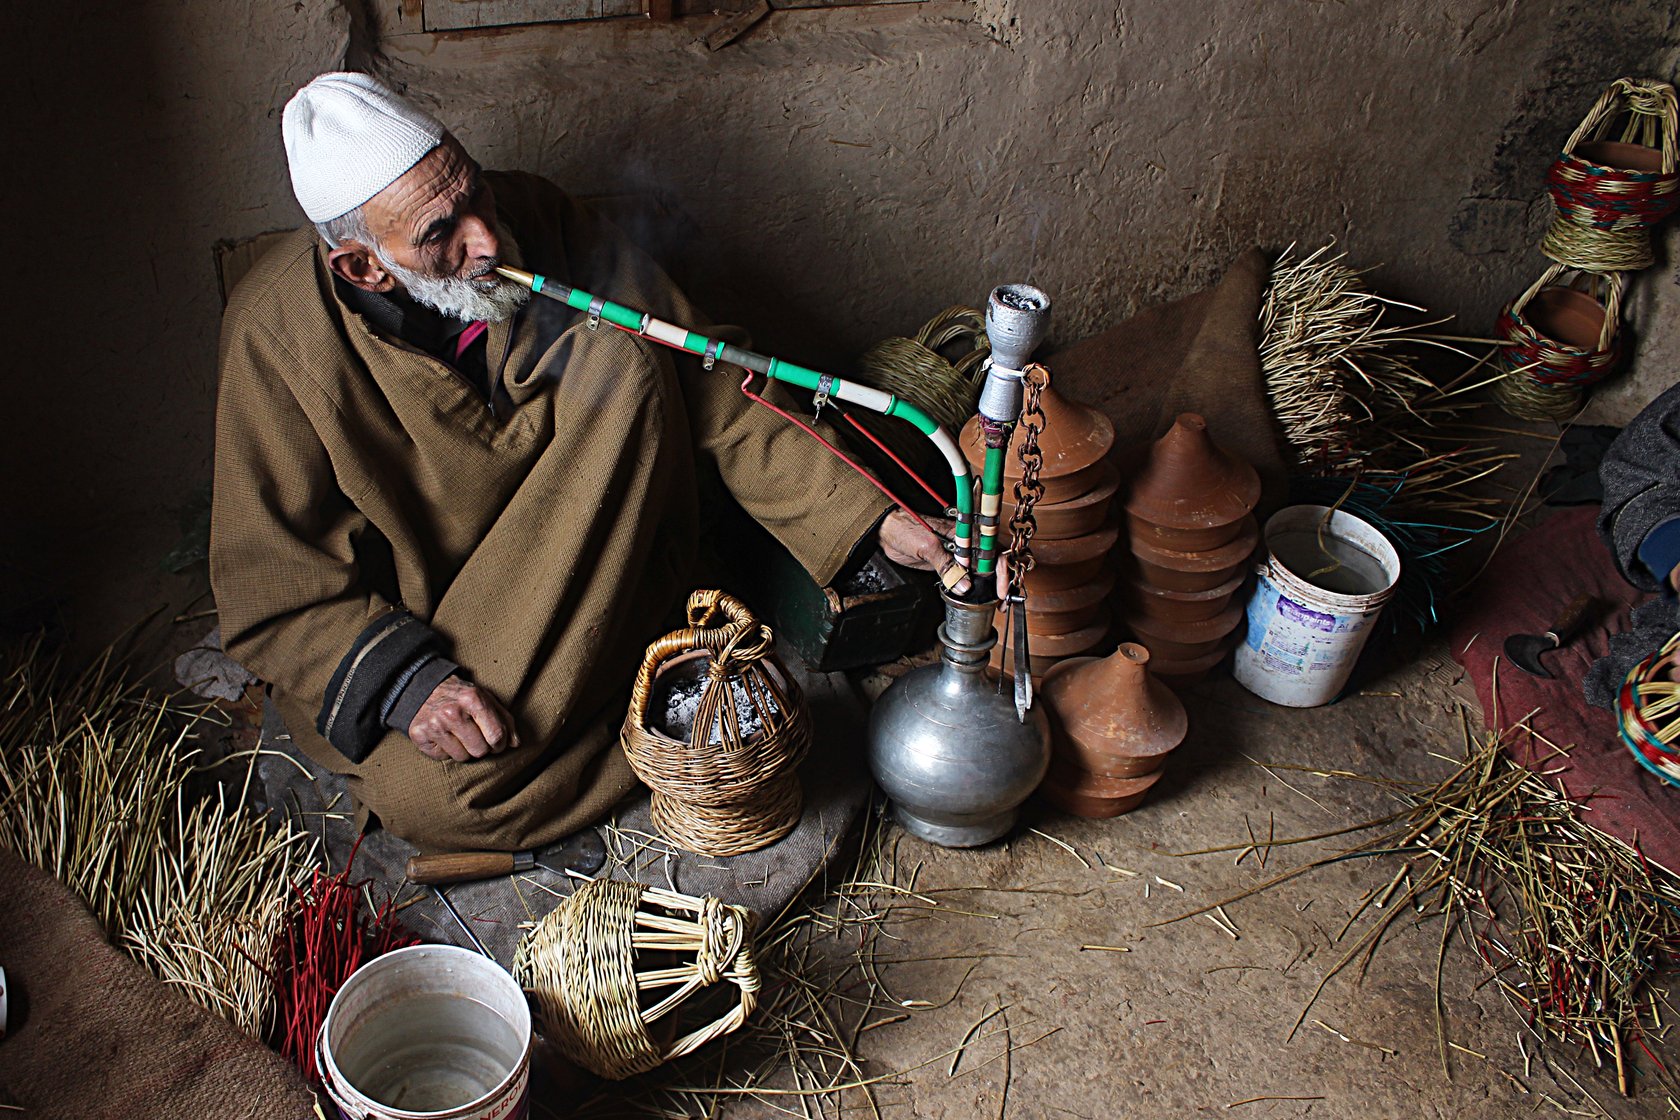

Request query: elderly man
[{"left": 212, "top": 72, "right": 953, "bottom": 852}]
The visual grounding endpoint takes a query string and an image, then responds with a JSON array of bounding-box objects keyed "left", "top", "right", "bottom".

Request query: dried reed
[
  {"left": 1160, "top": 720, "right": 1680, "bottom": 1097},
  {"left": 562, "top": 804, "right": 963, "bottom": 1118},
  {"left": 0, "top": 634, "right": 314, "bottom": 1039}
]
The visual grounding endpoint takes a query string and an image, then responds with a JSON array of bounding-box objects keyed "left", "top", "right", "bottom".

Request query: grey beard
[
  {"left": 374, "top": 219, "right": 530, "bottom": 322},
  {"left": 376, "top": 251, "right": 531, "bottom": 324}
]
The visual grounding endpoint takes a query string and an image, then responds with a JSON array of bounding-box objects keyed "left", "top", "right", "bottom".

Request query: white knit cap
[{"left": 282, "top": 72, "right": 445, "bottom": 223}]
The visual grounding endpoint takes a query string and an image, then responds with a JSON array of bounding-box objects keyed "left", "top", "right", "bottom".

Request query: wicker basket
[
  {"left": 513, "top": 878, "right": 760, "bottom": 1080},
  {"left": 1491, "top": 264, "right": 1625, "bottom": 421},
  {"left": 621, "top": 590, "right": 810, "bottom": 856},
  {"left": 1542, "top": 77, "right": 1679, "bottom": 273},
  {"left": 1617, "top": 631, "right": 1680, "bottom": 789}
]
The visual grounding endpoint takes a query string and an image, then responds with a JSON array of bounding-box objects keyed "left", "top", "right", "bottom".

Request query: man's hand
[
  {"left": 408, "top": 676, "right": 520, "bottom": 762},
  {"left": 877, "top": 509, "right": 972, "bottom": 595}
]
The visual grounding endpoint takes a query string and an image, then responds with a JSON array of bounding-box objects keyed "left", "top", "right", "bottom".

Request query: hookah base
[{"left": 891, "top": 803, "right": 1017, "bottom": 849}]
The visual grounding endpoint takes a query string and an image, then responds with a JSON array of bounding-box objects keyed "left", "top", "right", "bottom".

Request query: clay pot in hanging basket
[
  {"left": 1042, "top": 644, "right": 1186, "bottom": 777},
  {"left": 621, "top": 590, "right": 810, "bottom": 857},
  {"left": 1492, "top": 265, "right": 1625, "bottom": 422},
  {"left": 1003, "top": 463, "right": 1120, "bottom": 540},
  {"left": 1125, "top": 413, "right": 1261, "bottom": 533},
  {"left": 514, "top": 878, "right": 761, "bottom": 1081},
  {"left": 1126, "top": 570, "right": 1245, "bottom": 623},
  {"left": 1542, "top": 77, "right": 1679, "bottom": 272}
]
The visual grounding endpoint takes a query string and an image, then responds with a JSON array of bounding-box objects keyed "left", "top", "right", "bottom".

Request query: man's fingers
[{"left": 457, "top": 689, "right": 512, "bottom": 755}]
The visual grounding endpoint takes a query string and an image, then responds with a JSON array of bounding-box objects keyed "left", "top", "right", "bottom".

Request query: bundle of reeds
[
  {"left": 0, "top": 635, "right": 314, "bottom": 1039},
  {"left": 1261, "top": 244, "right": 1519, "bottom": 628},
  {"left": 1167, "top": 722, "right": 1680, "bottom": 1098}
]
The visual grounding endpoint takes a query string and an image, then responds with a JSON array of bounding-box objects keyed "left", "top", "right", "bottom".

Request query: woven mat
[
  {"left": 0, "top": 850, "right": 315, "bottom": 1117},
  {"left": 1448, "top": 505, "right": 1680, "bottom": 873}
]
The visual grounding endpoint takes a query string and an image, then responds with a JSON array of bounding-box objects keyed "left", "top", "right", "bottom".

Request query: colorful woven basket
[
  {"left": 1491, "top": 264, "right": 1624, "bottom": 421},
  {"left": 1542, "top": 77, "right": 1679, "bottom": 273},
  {"left": 1616, "top": 631, "right": 1680, "bottom": 789}
]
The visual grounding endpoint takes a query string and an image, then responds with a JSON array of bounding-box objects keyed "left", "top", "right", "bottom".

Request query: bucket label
[{"left": 1241, "top": 579, "right": 1374, "bottom": 681}]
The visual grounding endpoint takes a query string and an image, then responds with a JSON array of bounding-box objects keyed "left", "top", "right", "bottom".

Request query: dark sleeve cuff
[
  {"left": 1638, "top": 516, "right": 1680, "bottom": 594},
  {"left": 832, "top": 508, "right": 894, "bottom": 587},
  {"left": 315, "top": 610, "right": 448, "bottom": 763},
  {"left": 384, "top": 657, "right": 459, "bottom": 735}
]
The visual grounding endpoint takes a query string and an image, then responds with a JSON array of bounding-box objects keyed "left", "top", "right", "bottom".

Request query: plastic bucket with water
[
  {"left": 318, "top": 944, "right": 532, "bottom": 1120},
  {"left": 1233, "top": 505, "right": 1401, "bottom": 707}
]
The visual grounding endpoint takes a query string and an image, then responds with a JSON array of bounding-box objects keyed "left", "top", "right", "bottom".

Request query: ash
[
  {"left": 995, "top": 287, "right": 1046, "bottom": 311},
  {"left": 840, "top": 555, "right": 898, "bottom": 596},
  {"left": 659, "top": 673, "right": 777, "bottom": 744}
]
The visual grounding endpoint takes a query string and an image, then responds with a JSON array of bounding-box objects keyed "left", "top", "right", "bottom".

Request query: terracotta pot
[
  {"left": 1576, "top": 139, "right": 1666, "bottom": 174},
  {"left": 988, "top": 620, "right": 1110, "bottom": 675},
  {"left": 1148, "top": 640, "right": 1237, "bottom": 686},
  {"left": 1130, "top": 516, "right": 1258, "bottom": 573},
  {"left": 1033, "top": 523, "right": 1120, "bottom": 567},
  {"left": 1042, "top": 645, "right": 1186, "bottom": 776},
  {"left": 1027, "top": 572, "right": 1117, "bottom": 615},
  {"left": 1039, "top": 768, "right": 1155, "bottom": 819},
  {"left": 1127, "top": 601, "right": 1244, "bottom": 646},
  {"left": 1044, "top": 755, "right": 1166, "bottom": 799},
  {"left": 1133, "top": 558, "right": 1245, "bottom": 593},
  {"left": 1528, "top": 286, "right": 1610, "bottom": 351},
  {"left": 1124, "top": 414, "right": 1260, "bottom": 531},
  {"left": 960, "top": 383, "right": 1115, "bottom": 486},
  {"left": 1126, "top": 512, "right": 1248, "bottom": 553},
  {"left": 1129, "top": 631, "right": 1228, "bottom": 662},
  {"left": 1004, "top": 463, "right": 1119, "bottom": 540},
  {"left": 1025, "top": 557, "right": 1107, "bottom": 594},
  {"left": 1013, "top": 600, "right": 1110, "bottom": 638},
  {"left": 1126, "top": 574, "right": 1242, "bottom": 623}
]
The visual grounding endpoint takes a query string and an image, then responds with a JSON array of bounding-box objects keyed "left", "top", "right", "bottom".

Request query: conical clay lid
[
  {"left": 961, "top": 383, "right": 1115, "bottom": 481},
  {"left": 1042, "top": 644, "right": 1187, "bottom": 767},
  {"left": 1125, "top": 414, "right": 1260, "bottom": 531}
]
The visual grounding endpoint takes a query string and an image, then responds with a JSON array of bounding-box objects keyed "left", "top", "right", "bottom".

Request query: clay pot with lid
[
  {"left": 1041, "top": 643, "right": 1187, "bottom": 778},
  {"left": 1005, "top": 463, "right": 1120, "bottom": 540},
  {"left": 1040, "top": 761, "right": 1164, "bottom": 819},
  {"left": 1126, "top": 414, "right": 1260, "bottom": 536},
  {"left": 1129, "top": 516, "right": 1258, "bottom": 574},
  {"left": 1126, "top": 570, "right": 1245, "bottom": 622},
  {"left": 1133, "top": 558, "right": 1244, "bottom": 593},
  {"left": 960, "top": 384, "right": 1116, "bottom": 505}
]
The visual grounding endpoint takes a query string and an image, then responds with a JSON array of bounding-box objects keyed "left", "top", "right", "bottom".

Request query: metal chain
[{"left": 1003, "top": 364, "right": 1050, "bottom": 602}]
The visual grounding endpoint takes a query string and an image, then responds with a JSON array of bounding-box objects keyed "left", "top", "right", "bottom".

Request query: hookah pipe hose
[{"left": 496, "top": 265, "right": 976, "bottom": 590}]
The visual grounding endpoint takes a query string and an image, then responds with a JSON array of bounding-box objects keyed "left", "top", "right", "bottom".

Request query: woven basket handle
[
  {"left": 626, "top": 591, "right": 774, "bottom": 733},
  {"left": 1512, "top": 264, "right": 1623, "bottom": 352},
  {"left": 1563, "top": 77, "right": 1679, "bottom": 173}
]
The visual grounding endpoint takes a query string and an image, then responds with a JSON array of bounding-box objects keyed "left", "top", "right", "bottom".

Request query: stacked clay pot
[
  {"left": 1038, "top": 643, "right": 1187, "bottom": 818},
  {"left": 1121, "top": 414, "right": 1260, "bottom": 684},
  {"left": 959, "top": 384, "right": 1118, "bottom": 678}
]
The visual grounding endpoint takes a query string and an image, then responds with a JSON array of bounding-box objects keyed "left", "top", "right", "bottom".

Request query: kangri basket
[
  {"left": 621, "top": 589, "right": 810, "bottom": 856},
  {"left": 513, "top": 877, "right": 760, "bottom": 1080},
  {"left": 1491, "top": 264, "right": 1624, "bottom": 421},
  {"left": 1542, "top": 77, "right": 1678, "bottom": 273}
]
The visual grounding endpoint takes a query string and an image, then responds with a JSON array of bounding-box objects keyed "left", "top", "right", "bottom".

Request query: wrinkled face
[{"left": 363, "top": 134, "right": 501, "bottom": 285}]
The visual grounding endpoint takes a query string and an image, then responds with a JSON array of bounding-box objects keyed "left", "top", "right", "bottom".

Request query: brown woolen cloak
[{"left": 211, "top": 172, "right": 889, "bottom": 851}]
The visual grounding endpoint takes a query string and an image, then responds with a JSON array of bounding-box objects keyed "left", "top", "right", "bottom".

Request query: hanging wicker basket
[
  {"left": 1541, "top": 77, "right": 1679, "bottom": 273},
  {"left": 621, "top": 589, "right": 810, "bottom": 856},
  {"left": 513, "top": 877, "right": 760, "bottom": 1080},
  {"left": 1491, "top": 264, "right": 1625, "bottom": 421}
]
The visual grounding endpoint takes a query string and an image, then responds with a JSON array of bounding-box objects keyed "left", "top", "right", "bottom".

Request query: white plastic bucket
[
  {"left": 319, "top": 945, "right": 532, "bottom": 1120},
  {"left": 1233, "top": 505, "right": 1401, "bottom": 707}
]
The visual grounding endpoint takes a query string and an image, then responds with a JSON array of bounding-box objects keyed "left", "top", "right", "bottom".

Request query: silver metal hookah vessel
[{"left": 867, "top": 285, "right": 1054, "bottom": 848}]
